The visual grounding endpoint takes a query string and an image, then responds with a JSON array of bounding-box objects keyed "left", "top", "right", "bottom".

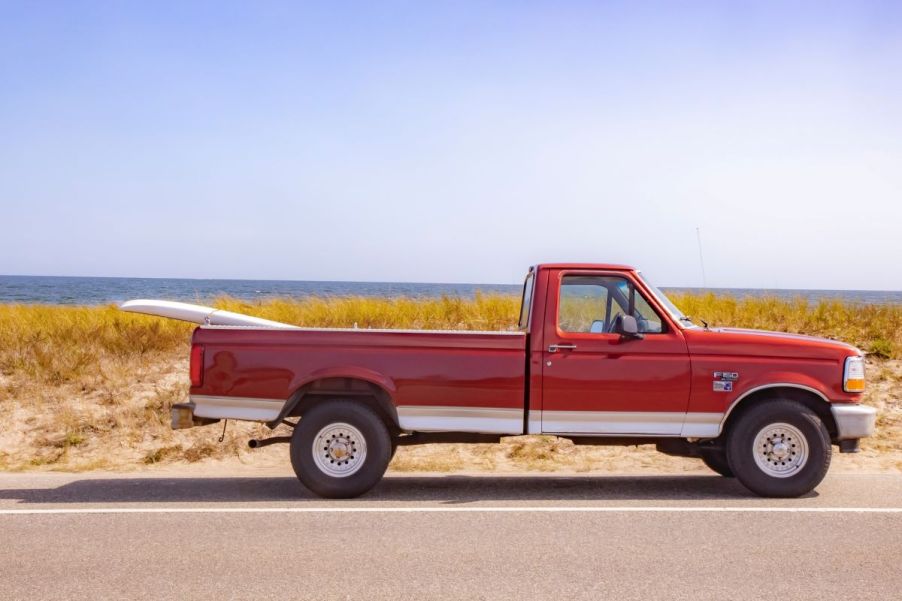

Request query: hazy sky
[{"left": 2, "top": 1, "right": 900, "bottom": 289}]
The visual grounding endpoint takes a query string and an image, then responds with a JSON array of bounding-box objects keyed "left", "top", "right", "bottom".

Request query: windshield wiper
[{"left": 680, "top": 316, "right": 708, "bottom": 329}]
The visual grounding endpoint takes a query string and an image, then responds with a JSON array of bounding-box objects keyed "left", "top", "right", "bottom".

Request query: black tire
[
  {"left": 700, "top": 449, "right": 734, "bottom": 477},
  {"left": 290, "top": 400, "right": 392, "bottom": 499},
  {"left": 726, "top": 399, "right": 831, "bottom": 498}
]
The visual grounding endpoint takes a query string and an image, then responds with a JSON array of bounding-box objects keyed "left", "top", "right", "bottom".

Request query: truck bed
[{"left": 190, "top": 326, "right": 528, "bottom": 434}]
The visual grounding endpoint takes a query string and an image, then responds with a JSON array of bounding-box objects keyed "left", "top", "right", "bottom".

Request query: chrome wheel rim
[
  {"left": 312, "top": 423, "right": 367, "bottom": 478},
  {"left": 752, "top": 422, "right": 808, "bottom": 478}
]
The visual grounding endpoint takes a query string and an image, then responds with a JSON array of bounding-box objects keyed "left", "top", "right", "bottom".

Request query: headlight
[{"left": 843, "top": 356, "right": 866, "bottom": 393}]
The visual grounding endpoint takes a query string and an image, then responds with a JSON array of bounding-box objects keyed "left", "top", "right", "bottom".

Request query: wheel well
[
  {"left": 273, "top": 377, "right": 400, "bottom": 434},
  {"left": 722, "top": 387, "right": 838, "bottom": 438}
]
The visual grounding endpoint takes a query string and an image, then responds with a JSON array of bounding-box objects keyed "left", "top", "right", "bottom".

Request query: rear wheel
[
  {"left": 290, "top": 400, "right": 392, "bottom": 499},
  {"left": 700, "top": 449, "right": 734, "bottom": 477},
  {"left": 726, "top": 399, "right": 831, "bottom": 498}
]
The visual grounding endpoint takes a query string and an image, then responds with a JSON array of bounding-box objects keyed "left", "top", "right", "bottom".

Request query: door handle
[{"left": 548, "top": 343, "right": 577, "bottom": 353}]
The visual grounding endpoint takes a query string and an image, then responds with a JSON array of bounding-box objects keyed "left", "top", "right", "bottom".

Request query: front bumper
[{"left": 830, "top": 404, "right": 877, "bottom": 440}]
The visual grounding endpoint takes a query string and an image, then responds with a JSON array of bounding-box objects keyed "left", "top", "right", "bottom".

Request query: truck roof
[{"left": 536, "top": 262, "right": 637, "bottom": 271}]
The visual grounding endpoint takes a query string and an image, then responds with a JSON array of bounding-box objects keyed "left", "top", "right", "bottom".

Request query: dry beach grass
[{"left": 0, "top": 293, "right": 899, "bottom": 473}]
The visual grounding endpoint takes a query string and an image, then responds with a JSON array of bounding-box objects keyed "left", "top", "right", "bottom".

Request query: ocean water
[
  {"left": 0, "top": 275, "right": 900, "bottom": 306},
  {"left": 0, "top": 275, "right": 522, "bottom": 305}
]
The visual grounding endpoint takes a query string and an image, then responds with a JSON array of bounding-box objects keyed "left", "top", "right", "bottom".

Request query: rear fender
[
  {"left": 268, "top": 367, "right": 398, "bottom": 429},
  {"left": 292, "top": 366, "right": 397, "bottom": 396}
]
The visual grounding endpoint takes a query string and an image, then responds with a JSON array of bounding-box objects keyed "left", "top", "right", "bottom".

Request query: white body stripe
[
  {"left": 188, "top": 398, "right": 727, "bottom": 438},
  {"left": 396, "top": 407, "right": 724, "bottom": 437},
  {"left": 397, "top": 406, "right": 523, "bottom": 434},
  {"left": 538, "top": 410, "right": 721, "bottom": 437},
  {"left": 679, "top": 412, "right": 723, "bottom": 437},
  {"left": 187, "top": 384, "right": 839, "bottom": 440},
  {"left": 191, "top": 395, "right": 286, "bottom": 422},
  {"left": 527, "top": 410, "right": 542, "bottom": 435},
  {"left": 541, "top": 410, "right": 686, "bottom": 436}
]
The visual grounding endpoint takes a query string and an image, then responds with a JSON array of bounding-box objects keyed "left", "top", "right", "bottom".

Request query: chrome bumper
[{"left": 830, "top": 404, "right": 877, "bottom": 440}]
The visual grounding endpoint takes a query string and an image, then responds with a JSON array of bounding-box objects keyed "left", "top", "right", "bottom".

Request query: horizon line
[{"left": 0, "top": 273, "right": 900, "bottom": 294}]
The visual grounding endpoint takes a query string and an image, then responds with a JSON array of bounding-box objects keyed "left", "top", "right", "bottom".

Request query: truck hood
[{"left": 684, "top": 326, "right": 861, "bottom": 361}]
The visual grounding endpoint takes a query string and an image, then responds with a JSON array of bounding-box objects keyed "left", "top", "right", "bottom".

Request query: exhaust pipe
[{"left": 248, "top": 436, "right": 291, "bottom": 449}]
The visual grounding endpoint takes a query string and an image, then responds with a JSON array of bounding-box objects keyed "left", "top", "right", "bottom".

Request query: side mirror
[{"left": 611, "top": 315, "right": 644, "bottom": 339}]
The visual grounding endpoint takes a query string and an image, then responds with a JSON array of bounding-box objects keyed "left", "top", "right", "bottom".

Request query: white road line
[{"left": 0, "top": 506, "right": 900, "bottom": 515}]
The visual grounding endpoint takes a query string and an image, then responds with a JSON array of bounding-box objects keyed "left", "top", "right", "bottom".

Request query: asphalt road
[{"left": 0, "top": 471, "right": 900, "bottom": 600}]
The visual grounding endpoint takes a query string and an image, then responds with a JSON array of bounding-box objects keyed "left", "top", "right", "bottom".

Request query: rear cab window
[{"left": 518, "top": 270, "right": 535, "bottom": 331}]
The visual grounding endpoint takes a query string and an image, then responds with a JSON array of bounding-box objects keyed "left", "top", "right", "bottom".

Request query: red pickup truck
[{"left": 123, "top": 263, "right": 877, "bottom": 499}]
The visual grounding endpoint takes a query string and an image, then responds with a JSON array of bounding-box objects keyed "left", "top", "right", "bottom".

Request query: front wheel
[
  {"left": 726, "top": 399, "right": 831, "bottom": 498},
  {"left": 290, "top": 400, "right": 392, "bottom": 499}
]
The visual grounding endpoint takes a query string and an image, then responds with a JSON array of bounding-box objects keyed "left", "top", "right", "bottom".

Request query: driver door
[{"left": 540, "top": 270, "right": 691, "bottom": 435}]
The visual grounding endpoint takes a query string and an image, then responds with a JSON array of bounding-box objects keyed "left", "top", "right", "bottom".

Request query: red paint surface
[
  {"left": 192, "top": 328, "right": 527, "bottom": 410},
  {"left": 538, "top": 268, "right": 691, "bottom": 414},
  {"left": 683, "top": 327, "right": 861, "bottom": 413}
]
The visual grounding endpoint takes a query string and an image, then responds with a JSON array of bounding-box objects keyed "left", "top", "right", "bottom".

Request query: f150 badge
[{"left": 713, "top": 371, "right": 739, "bottom": 392}]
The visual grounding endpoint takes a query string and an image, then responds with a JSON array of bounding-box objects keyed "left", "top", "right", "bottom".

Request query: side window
[
  {"left": 558, "top": 276, "right": 610, "bottom": 333},
  {"left": 558, "top": 275, "right": 664, "bottom": 334}
]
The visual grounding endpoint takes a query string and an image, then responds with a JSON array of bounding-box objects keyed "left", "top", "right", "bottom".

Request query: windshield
[{"left": 637, "top": 272, "right": 695, "bottom": 327}]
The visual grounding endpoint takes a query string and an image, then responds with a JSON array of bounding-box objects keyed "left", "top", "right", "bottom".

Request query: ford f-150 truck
[{"left": 122, "top": 263, "right": 877, "bottom": 499}]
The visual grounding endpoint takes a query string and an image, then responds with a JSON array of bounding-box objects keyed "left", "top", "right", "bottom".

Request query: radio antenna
[{"left": 696, "top": 226, "right": 707, "bottom": 289}]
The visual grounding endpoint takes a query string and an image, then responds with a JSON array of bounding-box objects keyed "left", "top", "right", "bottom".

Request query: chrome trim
[
  {"left": 831, "top": 404, "right": 877, "bottom": 440},
  {"left": 752, "top": 422, "right": 809, "bottom": 477},
  {"left": 397, "top": 406, "right": 524, "bottom": 434},
  {"left": 548, "top": 343, "right": 577, "bottom": 353},
  {"left": 312, "top": 422, "right": 367, "bottom": 478},
  {"left": 191, "top": 395, "right": 286, "bottom": 422}
]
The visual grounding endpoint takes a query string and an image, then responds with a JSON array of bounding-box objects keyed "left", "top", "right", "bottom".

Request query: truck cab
[{"left": 527, "top": 264, "right": 693, "bottom": 436}]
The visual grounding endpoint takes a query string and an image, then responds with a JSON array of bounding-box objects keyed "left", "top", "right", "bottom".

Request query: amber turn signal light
[{"left": 843, "top": 356, "right": 865, "bottom": 393}]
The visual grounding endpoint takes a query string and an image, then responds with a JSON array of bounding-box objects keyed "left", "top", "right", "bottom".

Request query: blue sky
[{"left": 1, "top": 1, "right": 900, "bottom": 289}]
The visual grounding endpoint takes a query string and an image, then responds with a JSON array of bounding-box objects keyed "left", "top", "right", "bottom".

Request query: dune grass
[
  {"left": 671, "top": 292, "right": 902, "bottom": 359},
  {"left": 0, "top": 292, "right": 900, "bottom": 471},
  {"left": 1, "top": 291, "right": 899, "bottom": 381},
  {"left": 213, "top": 293, "right": 521, "bottom": 332}
]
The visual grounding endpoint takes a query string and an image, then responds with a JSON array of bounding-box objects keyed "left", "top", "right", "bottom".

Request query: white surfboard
[{"left": 119, "top": 299, "right": 296, "bottom": 328}]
